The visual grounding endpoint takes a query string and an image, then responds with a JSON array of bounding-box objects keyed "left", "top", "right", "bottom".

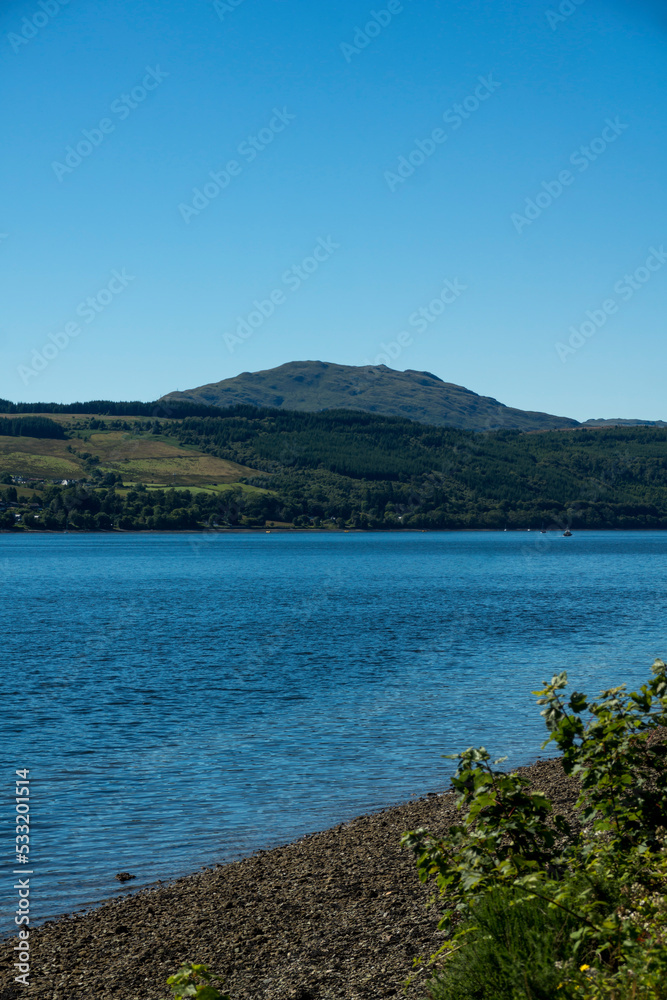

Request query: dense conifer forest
[{"left": 172, "top": 408, "right": 667, "bottom": 530}]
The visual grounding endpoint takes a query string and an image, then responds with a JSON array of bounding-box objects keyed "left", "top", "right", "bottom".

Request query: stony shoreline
[{"left": 0, "top": 756, "right": 580, "bottom": 1000}]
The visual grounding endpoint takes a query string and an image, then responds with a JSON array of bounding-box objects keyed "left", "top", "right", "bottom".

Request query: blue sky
[{"left": 1, "top": 0, "right": 665, "bottom": 420}]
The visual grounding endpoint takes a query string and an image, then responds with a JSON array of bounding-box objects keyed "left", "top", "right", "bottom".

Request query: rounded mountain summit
[{"left": 160, "top": 361, "right": 579, "bottom": 432}]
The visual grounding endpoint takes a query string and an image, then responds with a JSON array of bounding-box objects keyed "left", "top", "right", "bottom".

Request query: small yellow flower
[{"left": 580, "top": 964, "right": 590, "bottom": 972}]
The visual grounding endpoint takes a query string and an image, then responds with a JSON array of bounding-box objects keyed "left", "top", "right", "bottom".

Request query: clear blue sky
[{"left": 1, "top": 0, "right": 665, "bottom": 420}]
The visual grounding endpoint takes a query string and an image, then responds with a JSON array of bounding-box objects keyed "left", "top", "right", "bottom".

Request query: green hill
[{"left": 161, "top": 360, "right": 580, "bottom": 432}]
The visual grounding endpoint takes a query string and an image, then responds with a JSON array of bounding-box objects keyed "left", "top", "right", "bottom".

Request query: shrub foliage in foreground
[
  {"left": 402, "top": 660, "right": 667, "bottom": 999},
  {"left": 166, "top": 962, "right": 230, "bottom": 999}
]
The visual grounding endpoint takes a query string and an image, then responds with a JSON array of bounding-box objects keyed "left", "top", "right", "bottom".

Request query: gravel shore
[{"left": 0, "top": 756, "right": 580, "bottom": 1000}]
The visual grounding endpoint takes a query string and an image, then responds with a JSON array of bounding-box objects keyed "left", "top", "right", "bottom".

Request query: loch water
[{"left": 1, "top": 530, "right": 666, "bottom": 935}]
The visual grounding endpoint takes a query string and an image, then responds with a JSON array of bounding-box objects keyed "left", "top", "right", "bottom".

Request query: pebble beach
[{"left": 0, "top": 756, "right": 581, "bottom": 1000}]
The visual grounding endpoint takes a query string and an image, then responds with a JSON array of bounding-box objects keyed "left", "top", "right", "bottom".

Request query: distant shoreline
[{"left": 1, "top": 526, "right": 663, "bottom": 535}]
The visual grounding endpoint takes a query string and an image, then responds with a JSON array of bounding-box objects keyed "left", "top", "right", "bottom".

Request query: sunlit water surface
[{"left": 1, "top": 531, "right": 666, "bottom": 934}]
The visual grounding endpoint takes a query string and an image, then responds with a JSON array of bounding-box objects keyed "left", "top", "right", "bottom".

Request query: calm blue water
[{"left": 1, "top": 530, "right": 666, "bottom": 935}]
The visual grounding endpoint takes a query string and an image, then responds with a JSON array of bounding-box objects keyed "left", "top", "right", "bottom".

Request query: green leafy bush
[
  {"left": 402, "top": 659, "right": 667, "bottom": 999},
  {"left": 166, "top": 962, "right": 230, "bottom": 1000}
]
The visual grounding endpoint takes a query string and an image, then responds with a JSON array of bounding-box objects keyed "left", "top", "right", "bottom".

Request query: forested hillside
[
  {"left": 170, "top": 408, "right": 667, "bottom": 529},
  {"left": 2, "top": 405, "right": 667, "bottom": 531}
]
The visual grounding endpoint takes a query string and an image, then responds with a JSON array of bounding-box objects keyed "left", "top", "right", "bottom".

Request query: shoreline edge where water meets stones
[{"left": 0, "top": 756, "right": 580, "bottom": 1000}]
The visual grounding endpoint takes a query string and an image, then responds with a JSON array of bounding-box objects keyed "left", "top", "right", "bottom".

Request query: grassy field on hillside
[
  {"left": 0, "top": 423, "right": 261, "bottom": 487},
  {"left": 83, "top": 431, "right": 259, "bottom": 484},
  {"left": 0, "top": 438, "right": 82, "bottom": 479}
]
